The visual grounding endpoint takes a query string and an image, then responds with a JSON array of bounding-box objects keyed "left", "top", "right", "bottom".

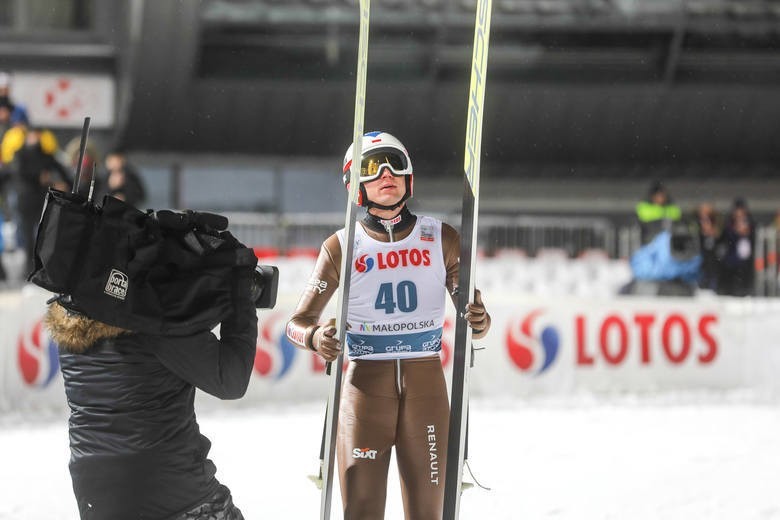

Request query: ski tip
[{"left": 307, "top": 474, "right": 323, "bottom": 490}]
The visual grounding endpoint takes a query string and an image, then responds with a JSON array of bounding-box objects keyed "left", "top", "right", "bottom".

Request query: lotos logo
[
  {"left": 506, "top": 309, "right": 560, "bottom": 374},
  {"left": 354, "top": 249, "right": 431, "bottom": 274},
  {"left": 17, "top": 320, "right": 59, "bottom": 387},
  {"left": 254, "top": 312, "right": 298, "bottom": 379},
  {"left": 355, "top": 254, "right": 375, "bottom": 273},
  {"left": 575, "top": 312, "right": 718, "bottom": 366}
]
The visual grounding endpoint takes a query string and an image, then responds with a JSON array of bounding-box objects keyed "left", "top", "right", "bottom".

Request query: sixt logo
[
  {"left": 353, "top": 447, "right": 378, "bottom": 460},
  {"left": 17, "top": 319, "right": 59, "bottom": 388},
  {"left": 254, "top": 312, "right": 297, "bottom": 380},
  {"left": 506, "top": 309, "right": 560, "bottom": 375},
  {"left": 355, "top": 254, "right": 375, "bottom": 273}
]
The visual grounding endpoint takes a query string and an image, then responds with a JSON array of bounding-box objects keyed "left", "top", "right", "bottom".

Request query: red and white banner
[
  {"left": 0, "top": 286, "right": 67, "bottom": 414},
  {"left": 2, "top": 266, "right": 779, "bottom": 414},
  {"left": 9, "top": 72, "right": 115, "bottom": 128}
]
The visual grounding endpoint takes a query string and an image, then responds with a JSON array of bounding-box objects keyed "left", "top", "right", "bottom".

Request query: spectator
[
  {"left": 102, "top": 150, "right": 146, "bottom": 207},
  {"left": 0, "top": 97, "right": 9, "bottom": 280},
  {"left": 1, "top": 112, "right": 58, "bottom": 165},
  {"left": 11, "top": 127, "right": 70, "bottom": 270},
  {"left": 0, "top": 210, "right": 5, "bottom": 282},
  {"left": 635, "top": 180, "right": 681, "bottom": 245},
  {"left": 716, "top": 198, "right": 755, "bottom": 297},
  {"left": 0, "top": 96, "right": 12, "bottom": 144},
  {"left": 0, "top": 71, "right": 31, "bottom": 137},
  {"left": 694, "top": 202, "right": 721, "bottom": 291}
]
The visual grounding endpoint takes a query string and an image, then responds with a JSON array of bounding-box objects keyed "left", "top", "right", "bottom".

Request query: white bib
[{"left": 337, "top": 216, "right": 446, "bottom": 360}]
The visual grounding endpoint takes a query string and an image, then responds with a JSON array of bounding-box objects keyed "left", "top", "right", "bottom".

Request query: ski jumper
[
  {"left": 287, "top": 213, "right": 482, "bottom": 520},
  {"left": 338, "top": 215, "right": 447, "bottom": 519}
]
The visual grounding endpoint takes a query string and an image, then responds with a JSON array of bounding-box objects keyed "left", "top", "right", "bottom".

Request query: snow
[{"left": 3, "top": 396, "right": 780, "bottom": 519}]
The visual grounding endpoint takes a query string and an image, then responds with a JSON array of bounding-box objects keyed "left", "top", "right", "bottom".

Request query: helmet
[{"left": 342, "top": 131, "right": 413, "bottom": 210}]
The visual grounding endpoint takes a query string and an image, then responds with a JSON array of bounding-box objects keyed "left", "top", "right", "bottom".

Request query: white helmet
[{"left": 342, "top": 131, "right": 413, "bottom": 209}]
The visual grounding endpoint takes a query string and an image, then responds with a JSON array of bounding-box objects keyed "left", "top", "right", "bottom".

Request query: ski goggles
[{"left": 345, "top": 148, "right": 411, "bottom": 183}]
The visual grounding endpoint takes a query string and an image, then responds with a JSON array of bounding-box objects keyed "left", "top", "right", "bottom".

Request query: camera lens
[{"left": 249, "top": 265, "right": 279, "bottom": 309}]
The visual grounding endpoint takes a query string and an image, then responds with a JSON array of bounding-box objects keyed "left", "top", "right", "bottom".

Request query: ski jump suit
[{"left": 287, "top": 211, "right": 489, "bottom": 519}]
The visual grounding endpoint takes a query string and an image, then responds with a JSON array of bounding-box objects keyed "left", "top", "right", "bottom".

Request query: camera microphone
[
  {"left": 193, "top": 212, "right": 228, "bottom": 232},
  {"left": 156, "top": 210, "right": 229, "bottom": 232}
]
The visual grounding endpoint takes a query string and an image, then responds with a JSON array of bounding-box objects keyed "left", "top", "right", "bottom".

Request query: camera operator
[{"left": 44, "top": 265, "right": 258, "bottom": 519}]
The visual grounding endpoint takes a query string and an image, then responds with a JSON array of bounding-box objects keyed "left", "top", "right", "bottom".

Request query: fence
[
  {"left": 225, "top": 212, "right": 780, "bottom": 297},
  {"left": 225, "top": 212, "right": 619, "bottom": 258},
  {"left": 3, "top": 211, "right": 779, "bottom": 296},
  {"left": 755, "top": 226, "right": 778, "bottom": 298}
]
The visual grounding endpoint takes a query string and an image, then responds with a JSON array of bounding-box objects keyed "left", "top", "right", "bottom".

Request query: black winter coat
[{"left": 47, "top": 290, "right": 258, "bottom": 520}]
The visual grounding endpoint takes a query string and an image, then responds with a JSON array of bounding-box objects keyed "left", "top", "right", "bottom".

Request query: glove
[
  {"left": 464, "top": 289, "right": 490, "bottom": 336},
  {"left": 312, "top": 321, "right": 341, "bottom": 362}
]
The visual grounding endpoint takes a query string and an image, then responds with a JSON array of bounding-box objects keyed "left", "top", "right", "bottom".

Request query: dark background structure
[{"left": 2, "top": 0, "right": 780, "bottom": 216}]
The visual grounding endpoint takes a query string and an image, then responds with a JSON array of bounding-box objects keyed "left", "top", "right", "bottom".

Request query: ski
[
  {"left": 319, "top": 1, "right": 371, "bottom": 518},
  {"left": 443, "top": 1, "right": 492, "bottom": 519}
]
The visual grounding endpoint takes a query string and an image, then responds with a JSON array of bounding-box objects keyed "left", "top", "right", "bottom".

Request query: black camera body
[
  {"left": 155, "top": 210, "right": 279, "bottom": 310},
  {"left": 30, "top": 190, "right": 278, "bottom": 335}
]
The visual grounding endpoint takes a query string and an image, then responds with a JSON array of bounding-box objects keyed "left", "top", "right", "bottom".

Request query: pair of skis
[{"left": 317, "top": 1, "right": 492, "bottom": 519}]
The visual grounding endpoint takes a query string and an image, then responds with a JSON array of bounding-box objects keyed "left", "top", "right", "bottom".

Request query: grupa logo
[
  {"left": 355, "top": 254, "right": 374, "bottom": 273},
  {"left": 254, "top": 312, "right": 297, "bottom": 380},
  {"left": 506, "top": 309, "right": 560, "bottom": 375},
  {"left": 17, "top": 319, "right": 59, "bottom": 387}
]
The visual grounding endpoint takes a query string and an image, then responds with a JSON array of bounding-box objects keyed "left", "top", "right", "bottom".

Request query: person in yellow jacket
[
  {"left": 636, "top": 180, "right": 681, "bottom": 244},
  {"left": 1, "top": 119, "right": 58, "bottom": 165},
  {"left": 4, "top": 123, "right": 68, "bottom": 270}
]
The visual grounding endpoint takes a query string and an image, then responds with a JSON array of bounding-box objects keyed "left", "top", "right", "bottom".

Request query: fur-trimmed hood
[{"left": 45, "top": 302, "right": 129, "bottom": 353}]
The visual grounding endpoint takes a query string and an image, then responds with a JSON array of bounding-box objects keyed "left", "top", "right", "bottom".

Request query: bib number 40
[{"left": 375, "top": 281, "right": 418, "bottom": 314}]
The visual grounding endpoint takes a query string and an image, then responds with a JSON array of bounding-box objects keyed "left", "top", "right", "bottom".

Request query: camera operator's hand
[
  {"left": 312, "top": 324, "right": 341, "bottom": 362},
  {"left": 464, "top": 289, "right": 490, "bottom": 338}
]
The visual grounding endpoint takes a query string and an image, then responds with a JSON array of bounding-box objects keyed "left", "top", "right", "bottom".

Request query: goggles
[{"left": 347, "top": 148, "right": 411, "bottom": 183}]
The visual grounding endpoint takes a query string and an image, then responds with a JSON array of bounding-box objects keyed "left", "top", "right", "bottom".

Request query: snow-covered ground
[{"left": 3, "top": 395, "right": 780, "bottom": 519}]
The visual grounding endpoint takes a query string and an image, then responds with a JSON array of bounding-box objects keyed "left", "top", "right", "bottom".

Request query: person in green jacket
[{"left": 636, "top": 180, "right": 681, "bottom": 244}]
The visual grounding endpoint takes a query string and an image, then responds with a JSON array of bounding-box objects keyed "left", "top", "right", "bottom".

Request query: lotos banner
[
  {"left": 1, "top": 273, "right": 778, "bottom": 415},
  {"left": 492, "top": 297, "right": 742, "bottom": 396},
  {"left": 0, "top": 286, "right": 67, "bottom": 415}
]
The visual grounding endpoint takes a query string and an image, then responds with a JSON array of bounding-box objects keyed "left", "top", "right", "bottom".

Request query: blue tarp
[{"left": 630, "top": 230, "right": 701, "bottom": 283}]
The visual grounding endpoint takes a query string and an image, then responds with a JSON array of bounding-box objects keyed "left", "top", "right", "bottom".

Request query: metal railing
[
  {"left": 478, "top": 215, "right": 616, "bottom": 258},
  {"left": 224, "top": 212, "right": 620, "bottom": 258},
  {"left": 755, "top": 226, "right": 778, "bottom": 298},
  {"left": 224, "top": 212, "right": 780, "bottom": 297},
  {"left": 4, "top": 210, "right": 780, "bottom": 296}
]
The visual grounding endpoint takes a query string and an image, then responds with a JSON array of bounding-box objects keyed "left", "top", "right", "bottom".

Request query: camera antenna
[
  {"left": 72, "top": 116, "right": 91, "bottom": 194},
  {"left": 87, "top": 162, "right": 97, "bottom": 203}
]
